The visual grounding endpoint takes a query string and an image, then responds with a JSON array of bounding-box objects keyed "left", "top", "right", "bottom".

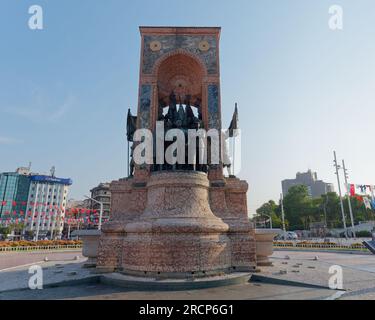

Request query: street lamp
[
  {"left": 84, "top": 195, "right": 104, "bottom": 231},
  {"left": 259, "top": 214, "right": 273, "bottom": 229}
]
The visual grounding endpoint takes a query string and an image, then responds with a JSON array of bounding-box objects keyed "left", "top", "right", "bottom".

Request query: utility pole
[
  {"left": 342, "top": 160, "right": 356, "bottom": 238},
  {"left": 68, "top": 222, "right": 71, "bottom": 240},
  {"left": 334, "top": 151, "right": 348, "bottom": 238},
  {"left": 280, "top": 193, "right": 286, "bottom": 233},
  {"left": 84, "top": 196, "right": 104, "bottom": 231},
  {"left": 322, "top": 194, "right": 329, "bottom": 238}
]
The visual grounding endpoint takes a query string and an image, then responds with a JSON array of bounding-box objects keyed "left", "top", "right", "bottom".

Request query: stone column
[{"left": 96, "top": 179, "right": 147, "bottom": 273}]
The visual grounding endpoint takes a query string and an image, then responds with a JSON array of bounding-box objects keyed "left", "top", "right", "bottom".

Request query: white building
[{"left": 25, "top": 175, "right": 72, "bottom": 240}]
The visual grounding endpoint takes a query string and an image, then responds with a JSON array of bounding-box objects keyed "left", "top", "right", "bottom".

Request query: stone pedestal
[
  {"left": 122, "top": 171, "right": 231, "bottom": 278},
  {"left": 73, "top": 230, "right": 101, "bottom": 268},
  {"left": 255, "top": 229, "right": 281, "bottom": 266},
  {"left": 97, "top": 172, "right": 258, "bottom": 277},
  {"left": 210, "top": 177, "right": 257, "bottom": 271}
]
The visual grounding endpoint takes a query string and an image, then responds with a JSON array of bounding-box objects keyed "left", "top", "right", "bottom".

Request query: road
[{"left": 0, "top": 250, "right": 82, "bottom": 271}]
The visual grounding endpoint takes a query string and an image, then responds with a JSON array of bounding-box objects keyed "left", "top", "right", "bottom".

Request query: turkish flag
[{"left": 350, "top": 184, "right": 355, "bottom": 197}]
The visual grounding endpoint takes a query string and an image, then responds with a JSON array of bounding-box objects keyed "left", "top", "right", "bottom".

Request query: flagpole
[
  {"left": 334, "top": 151, "right": 348, "bottom": 239},
  {"left": 342, "top": 160, "right": 356, "bottom": 238},
  {"left": 232, "top": 103, "right": 237, "bottom": 177},
  {"left": 127, "top": 139, "right": 130, "bottom": 177},
  {"left": 370, "top": 185, "right": 375, "bottom": 203}
]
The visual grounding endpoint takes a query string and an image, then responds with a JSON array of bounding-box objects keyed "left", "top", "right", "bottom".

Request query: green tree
[
  {"left": 0, "top": 226, "right": 11, "bottom": 236},
  {"left": 320, "top": 192, "right": 339, "bottom": 228},
  {"left": 283, "top": 185, "right": 313, "bottom": 230},
  {"left": 256, "top": 200, "right": 286, "bottom": 229},
  {"left": 9, "top": 223, "right": 25, "bottom": 233}
]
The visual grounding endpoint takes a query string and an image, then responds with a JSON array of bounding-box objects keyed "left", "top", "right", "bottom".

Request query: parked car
[{"left": 275, "top": 231, "right": 298, "bottom": 240}]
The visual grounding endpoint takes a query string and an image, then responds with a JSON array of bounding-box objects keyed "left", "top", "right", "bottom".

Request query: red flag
[{"left": 350, "top": 184, "right": 355, "bottom": 197}]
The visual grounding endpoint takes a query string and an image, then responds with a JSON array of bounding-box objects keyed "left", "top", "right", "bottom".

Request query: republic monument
[{"left": 96, "top": 27, "right": 257, "bottom": 278}]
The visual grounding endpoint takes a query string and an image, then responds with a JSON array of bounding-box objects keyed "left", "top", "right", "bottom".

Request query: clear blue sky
[{"left": 1, "top": 0, "right": 375, "bottom": 214}]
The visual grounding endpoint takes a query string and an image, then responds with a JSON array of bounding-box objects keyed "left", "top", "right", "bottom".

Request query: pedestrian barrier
[
  {"left": 0, "top": 244, "right": 82, "bottom": 252},
  {"left": 273, "top": 241, "right": 368, "bottom": 252}
]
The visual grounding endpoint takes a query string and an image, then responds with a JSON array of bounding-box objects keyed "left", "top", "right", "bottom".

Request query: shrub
[
  {"left": 0, "top": 240, "right": 82, "bottom": 248},
  {"left": 356, "top": 231, "right": 372, "bottom": 238}
]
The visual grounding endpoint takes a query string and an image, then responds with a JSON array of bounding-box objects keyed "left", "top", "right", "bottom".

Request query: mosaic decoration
[
  {"left": 207, "top": 84, "right": 221, "bottom": 130},
  {"left": 142, "top": 35, "right": 218, "bottom": 75},
  {"left": 139, "top": 84, "right": 152, "bottom": 129}
]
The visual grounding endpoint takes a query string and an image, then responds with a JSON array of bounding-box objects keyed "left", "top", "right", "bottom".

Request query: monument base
[
  {"left": 97, "top": 171, "right": 258, "bottom": 277},
  {"left": 101, "top": 272, "right": 252, "bottom": 291}
]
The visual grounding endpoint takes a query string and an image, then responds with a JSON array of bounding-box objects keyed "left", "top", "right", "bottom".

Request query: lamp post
[
  {"left": 280, "top": 193, "right": 286, "bottom": 233},
  {"left": 84, "top": 195, "right": 104, "bottom": 231},
  {"left": 259, "top": 214, "right": 272, "bottom": 229}
]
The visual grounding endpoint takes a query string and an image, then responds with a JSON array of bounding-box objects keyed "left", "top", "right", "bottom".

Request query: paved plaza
[{"left": 0, "top": 249, "right": 373, "bottom": 300}]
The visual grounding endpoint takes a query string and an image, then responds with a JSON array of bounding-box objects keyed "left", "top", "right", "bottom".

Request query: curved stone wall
[{"left": 122, "top": 171, "right": 232, "bottom": 277}]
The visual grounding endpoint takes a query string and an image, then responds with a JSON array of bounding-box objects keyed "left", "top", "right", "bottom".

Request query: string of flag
[
  {"left": 0, "top": 200, "right": 109, "bottom": 226},
  {"left": 348, "top": 183, "right": 375, "bottom": 211}
]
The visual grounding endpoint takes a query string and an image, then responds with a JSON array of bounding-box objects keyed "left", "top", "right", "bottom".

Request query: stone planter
[
  {"left": 72, "top": 230, "right": 101, "bottom": 268},
  {"left": 255, "top": 229, "right": 281, "bottom": 266}
]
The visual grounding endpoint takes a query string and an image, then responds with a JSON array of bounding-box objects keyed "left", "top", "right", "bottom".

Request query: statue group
[
  {"left": 127, "top": 91, "right": 236, "bottom": 177},
  {"left": 155, "top": 91, "right": 208, "bottom": 172}
]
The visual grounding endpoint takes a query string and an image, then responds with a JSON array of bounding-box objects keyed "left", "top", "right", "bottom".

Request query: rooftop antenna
[{"left": 50, "top": 166, "right": 56, "bottom": 177}]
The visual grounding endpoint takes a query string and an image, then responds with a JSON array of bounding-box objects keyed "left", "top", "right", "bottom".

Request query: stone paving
[
  {"left": 0, "top": 252, "right": 91, "bottom": 292},
  {"left": 0, "top": 281, "right": 337, "bottom": 300},
  {"left": 0, "top": 250, "right": 374, "bottom": 300},
  {"left": 0, "top": 250, "right": 82, "bottom": 270},
  {"left": 265, "top": 250, "right": 375, "bottom": 299}
]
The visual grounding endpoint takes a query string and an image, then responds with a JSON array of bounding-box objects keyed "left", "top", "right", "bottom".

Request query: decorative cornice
[{"left": 140, "top": 26, "right": 221, "bottom": 38}]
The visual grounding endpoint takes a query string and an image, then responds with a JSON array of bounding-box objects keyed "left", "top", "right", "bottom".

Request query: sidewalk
[{"left": 0, "top": 250, "right": 373, "bottom": 300}]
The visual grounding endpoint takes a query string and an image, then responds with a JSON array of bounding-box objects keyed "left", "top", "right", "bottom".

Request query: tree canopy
[{"left": 256, "top": 185, "right": 374, "bottom": 231}]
